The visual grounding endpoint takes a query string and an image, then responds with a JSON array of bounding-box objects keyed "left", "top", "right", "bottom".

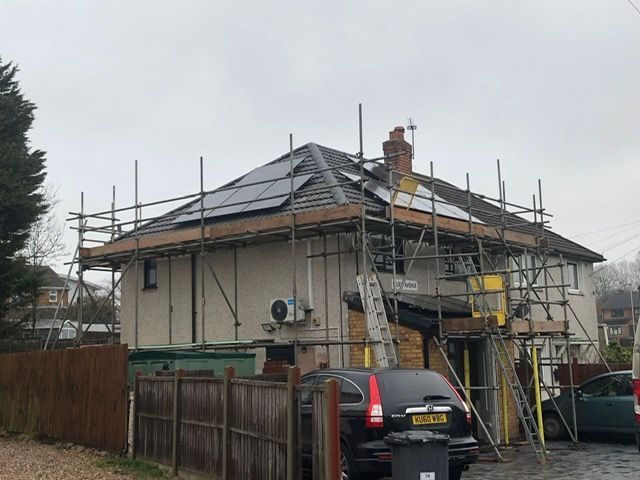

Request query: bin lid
[{"left": 384, "top": 430, "right": 449, "bottom": 446}]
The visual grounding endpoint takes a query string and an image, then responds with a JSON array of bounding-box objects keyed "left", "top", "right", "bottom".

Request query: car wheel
[
  {"left": 543, "top": 412, "right": 566, "bottom": 441},
  {"left": 340, "top": 442, "right": 359, "bottom": 480},
  {"left": 449, "top": 465, "right": 464, "bottom": 480}
]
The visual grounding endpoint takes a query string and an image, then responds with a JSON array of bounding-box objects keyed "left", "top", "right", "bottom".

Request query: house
[
  {"left": 79, "top": 125, "right": 604, "bottom": 444},
  {"left": 6, "top": 266, "right": 114, "bottom": 343},
  {"left": 598, "top": 290, "right": 640, "bottom": 346},
  {"left": 6, "top": 265, "right": 71, "bottom": 332}
]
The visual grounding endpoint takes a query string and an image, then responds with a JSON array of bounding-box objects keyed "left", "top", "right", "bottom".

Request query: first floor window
[
  {"left": 608, "top": 326, "right": 622, "bottom": 336},
  {"left": 610, "top": 309, "right": 625, "bottom": 318},
  {"left": 49, "top": 289, "right": 57, "bottom": 303},
  {"left": 567, "top": 262, "right": 580, "bottom": 291},
  {"left": 144, "top": 259, "right": 158, "bottom": 289},
  {"left": 511, "top": 254, "right": 540, "bottom": 287},
  {"left": 370, "top": 234, "right": 405, "bottom": 274}
]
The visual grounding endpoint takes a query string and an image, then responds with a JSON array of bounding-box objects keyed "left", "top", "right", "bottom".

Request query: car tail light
[
  {"left": 633, "top": 379, "right": 640, "bottom": 424},
  {"left": 366, "top": 374, "right": 384, "bottom": 428},
  {"left": 441, "top": 374, "right": 472, "bottom": 426}
]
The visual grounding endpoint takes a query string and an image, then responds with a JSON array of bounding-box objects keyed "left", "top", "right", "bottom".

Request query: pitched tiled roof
[
  {"left": 130, "top": 142, "right": 603, "bottom": 262},
  {"left": 600, "top": 291, "right": 640, "bottom": 310},
  {"left": 27, "top": 265, "right": 67, "bottom": 289}
]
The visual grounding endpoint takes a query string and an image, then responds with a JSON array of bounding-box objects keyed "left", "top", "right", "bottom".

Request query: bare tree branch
[{"left": 21, "top": 184, "right": 67, "bottom": 267}]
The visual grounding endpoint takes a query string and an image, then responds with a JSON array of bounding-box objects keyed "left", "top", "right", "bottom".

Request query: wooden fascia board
[
  {"left": 441, "top": 316, "right": 499, "bottom": 332},
  {"left": 388, "top": 207, "right": 537, "bottom": 247},
  {"left": 80, "top": 204, "right": 362, "bottom": 260},
  {"left": 510, "top": 320, "right": 567, "bottom": 334}
]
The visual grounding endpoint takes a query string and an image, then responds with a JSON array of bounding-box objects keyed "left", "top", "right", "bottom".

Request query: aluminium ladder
[
  {"left": 356, "top": 274, "right": 398, "bottom": 368},
  {"left": 459, "top": 257, "right": 549, "bottom": 463}
]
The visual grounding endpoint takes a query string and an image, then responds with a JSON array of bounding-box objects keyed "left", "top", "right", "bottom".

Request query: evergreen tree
[{"left": 0, "top": 59, "right": 48, "bottom": 326}]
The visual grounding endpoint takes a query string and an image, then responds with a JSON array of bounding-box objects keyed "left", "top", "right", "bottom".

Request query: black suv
[{"left": 301, "top": 368, "right": 479, "bottom": 480}]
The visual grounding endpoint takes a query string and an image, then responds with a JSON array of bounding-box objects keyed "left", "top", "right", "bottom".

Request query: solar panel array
[
  {"left": 176, "top": 158, "right": 312, "bottom": 222},
  {"left": 339, "top": 170, "right": 484, "bottom": 224}
]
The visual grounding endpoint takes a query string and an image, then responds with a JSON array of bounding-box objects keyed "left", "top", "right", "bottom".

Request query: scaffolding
[{"left": 55, "top": 105, "right": 610, "bottom": 463}]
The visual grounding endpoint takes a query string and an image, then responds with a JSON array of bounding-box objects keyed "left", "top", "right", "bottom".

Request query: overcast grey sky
[{"left": 3, "top": 1, "right": 640, "bottom": 281}]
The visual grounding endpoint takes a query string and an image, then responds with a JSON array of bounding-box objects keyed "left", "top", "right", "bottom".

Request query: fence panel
[
  {"left": 133, "top": 367, "right": 340, "bottom": 480},
  {"left": 179, "top": 377, "right": 223, "bottom": 476},
  {"left": 135, "top": 377, "right": 173, "bottom": 464},
  {"left": 229, "top": 379, "right": 288, "bottom": 480},
  {"left": 556, "top": 361, "right": 632, "bottom": 391},
  {"left": 0, "top": 344, "right": 128, "bottom": 452}
]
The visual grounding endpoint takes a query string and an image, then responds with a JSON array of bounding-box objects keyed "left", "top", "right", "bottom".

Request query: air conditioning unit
[{"left": 269, "top": 297, "right": 305, "bottom": 324}]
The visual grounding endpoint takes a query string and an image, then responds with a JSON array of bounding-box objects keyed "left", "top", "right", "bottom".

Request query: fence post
[
  {"left": 131, "top": 371, "right": 141, "bottom": 459},
  {"left": 323, "top": 378, "right": 341, "bottom": 480},
  {"left": 172, "top": 369, "right": 184, "bottom": 476},
  {"left": 222, "top": 366, "right": 235, "bottom": 480},
  {"left": 286, "top": 366, "right": 301, "bottom": 480}
]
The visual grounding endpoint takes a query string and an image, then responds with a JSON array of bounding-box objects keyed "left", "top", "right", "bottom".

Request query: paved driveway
[{"left": 465, "top": 440, "right": 638, "bottom": 479}]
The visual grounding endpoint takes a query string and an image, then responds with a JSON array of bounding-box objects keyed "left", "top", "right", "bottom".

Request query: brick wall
[
  {"left": 348, "top": 308, "right": 523, "bottom": 443},
  {"left": 348, "top": 308, "right": 423, "bottom": 368},
  {"left": 426, "top": 338, "right": 448, "bottom": 376}
]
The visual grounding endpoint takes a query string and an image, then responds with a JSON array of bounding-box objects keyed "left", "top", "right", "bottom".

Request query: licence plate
[{"left": 412, "top": 413, "right": 448, "bottom": 425}]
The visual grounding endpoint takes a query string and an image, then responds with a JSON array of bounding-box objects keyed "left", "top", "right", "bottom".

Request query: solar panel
[
  {"left": 236, "top": 157, "right": 306, "bottom": 187},
  {"left": 175, "top": 188, "right": 239, "bottom": 222},
  {"left": 340, "top": 171, "right": 390, "bottom": 202},
  {"left": 175, "top": 164, "right": 314, "bottom": 223},
  {"left": 346, "top": 155, "right": 389, "bottom": 182},
  {"left": 206, "top": 180, "right": 275, "bottom": 217},
  {"left": 339, "top": 170, "right": 484, "bottom": 224},
  {"left": 244, "top": 174, "right": 314, "bottom": 211}
]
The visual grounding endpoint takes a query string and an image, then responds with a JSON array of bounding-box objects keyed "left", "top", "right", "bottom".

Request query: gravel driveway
[{"left": 0, "top": 435, "right": 134, "bottom": 480}]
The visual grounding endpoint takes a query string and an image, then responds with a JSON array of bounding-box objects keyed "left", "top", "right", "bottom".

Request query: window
[
  {"left": 338, "top": 378, "right": 364, "bottom": 404},
  {"left": 608, "top": 326, "right": 622, "bottom": 336},
  {"left": 48, "top": 289, "right": 57, "bottom": 303},
  {"left": 59, "top": 326, "right": 77, "bottom": 340},
  {"left": 299, "top": 375, "right": 317, "bottom": 405},
  {"left": 370, "top": 234, "right": 405, "bottom": 274},
  {"left": 316, "top": 375, "right": 364, "bottom": 405},
  {"left": 581, "top": 374, "right": 632, "bottom": 397},
  {"left": 567, "top": 262, "right": 580, "bottom": 292},
  {"left": 511, "top": 254, "right": 541, "bottom": 287},
  {"left": 144, "top": 259, "right": 158, "bottom": 289},
  {"left": 444, "top": 252, "right": 480, "bottom": 277},
  {"left": 610, "top": 309, "right": 625, "bottom": 318}
]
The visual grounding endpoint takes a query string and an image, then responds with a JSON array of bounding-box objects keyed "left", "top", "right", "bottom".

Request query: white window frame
[
  {"left": 59, "top": 326, "right": 77, "bottom": 340},
  {"left": 609, "top": 326, "right": 622, "bottom": 336},
  {"left": 566, "top": 261, "right": 581, "bottom": 294},
  {"left": 510, "top": 254, "right": 542, "bottom": 288},
  {"left": 48, "top": 289, "right": 57, "bottom": 303}
]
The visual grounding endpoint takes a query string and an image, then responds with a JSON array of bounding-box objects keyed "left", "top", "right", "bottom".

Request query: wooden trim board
[
  {"left": 388, "top": 207, "right": 537, "bottom": 247},
  {"left": 81, "top": 204, "right": 362, "bottom": 260}
]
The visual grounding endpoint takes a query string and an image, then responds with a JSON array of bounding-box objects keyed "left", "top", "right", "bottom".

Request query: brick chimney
[{"left": 382, "top": 126, "right": 412, "bottom": 174}]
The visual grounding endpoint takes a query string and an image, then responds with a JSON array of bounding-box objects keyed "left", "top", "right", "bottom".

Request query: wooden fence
[
  {"left": 133, "top": 366, "right": 340, "bottom": 480},
  {"left": 0, "top": 344, "right": 128, "bottom": 452},
  {"left": 556, "top": 359, "right": 632, "bottom": 391}
]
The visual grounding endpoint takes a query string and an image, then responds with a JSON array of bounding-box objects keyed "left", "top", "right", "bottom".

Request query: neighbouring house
[
  {"left": 62, "top": 274, "right": 104, "bottom": 302},
  {"left": 5, "top": 266, "right": 116, "bottom": 343},
  {"left": 79, "top": 125, "right": 604, "bottom": 444},
  {"left": 5, "top": 265, "right": 71, "bottom": 333},
  {"left": 598, "top": 290, "right": 640, "bottom": 346}
]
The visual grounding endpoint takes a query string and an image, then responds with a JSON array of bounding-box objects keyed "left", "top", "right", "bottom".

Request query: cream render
[{"left": 120, "top": 233, "right": 602, "bottom": 373}]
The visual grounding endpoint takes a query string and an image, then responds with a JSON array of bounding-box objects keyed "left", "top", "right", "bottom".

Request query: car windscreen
[{"left": 377, "top": 370, "right": 459, "bottom": 405}]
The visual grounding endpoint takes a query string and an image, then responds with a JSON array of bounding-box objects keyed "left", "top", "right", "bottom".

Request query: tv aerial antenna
[{"left": 407, "top": 117, "right": 417, "bottom": 159}]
